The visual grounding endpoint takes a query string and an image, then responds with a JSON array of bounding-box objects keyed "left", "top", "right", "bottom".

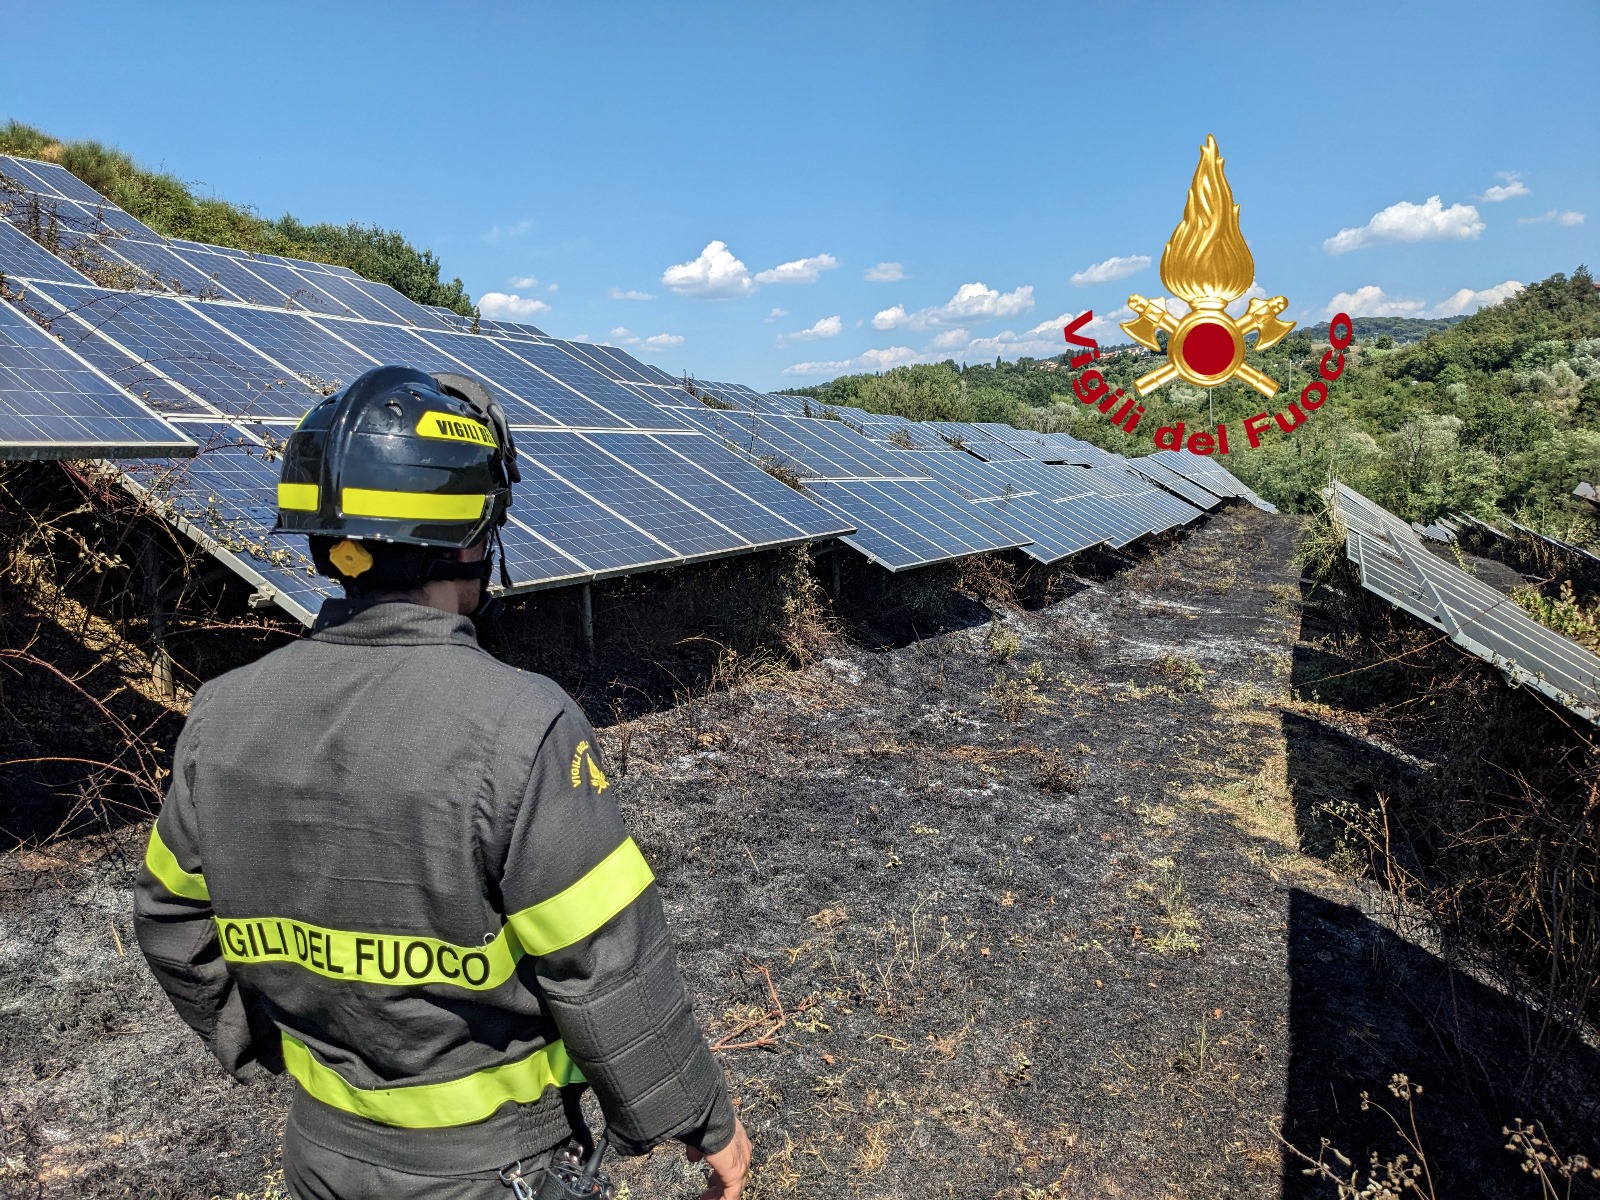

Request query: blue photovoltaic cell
[
  {"left": 428, "top": 332, "right": 642, "bottom": 427},
  {"left": 495, "top": 517, "right": 591, "bottom": 589},
  {"left": 807, "top": 479, "right": 1024, "bottom": 570},
  {"left": 510, "top": 340, "right": 687, "bottom": 430},
  {"left": 20, "top": 288, "right": 200, "bottom": 414},
  {"left": 516, "top": 429, "right": 753, "bottom": 558},
  {"left": 32, "top": 283, "right": 318, "bottom": 419},
  {"left": 0, "top": 298, "right": 195, "bottom": 459},
  {"left": 290, "top": 270, "right": 412, "bottom": 323},
  {"left": 103, "top": 239, "right": 245, "bottom": 299},
  {"left": 0, "top": 156, "right": 115, "bottom": 207},
  {"left": 199, "top": 305, "right": 379, "bottom": 389},
  {"left": 973, "top": 491, "right": 1105, "bottom": 561},
  {"left": 50, "top": 197, "right": 164, "bottom": 244},
  {"left": 167, "top": 244, "right": 294, "bottom": 307},
  {"left": 507, "top": 448, "right": 682, "bottom": 574},
  {"left": 0, "top": 221, "right": 91, "bottom": 284},
  {"left": 1127, "top": 457, "right": 1222, "bottom": 509},
  {"left": 587, "top": 431, "right": 853, "bottom": 545},
  {"left": 234, "top": 259, "right": 347, "bottom": 315},
  {"left": 117, "top": 422, "right": 334, "bottom": 619}
]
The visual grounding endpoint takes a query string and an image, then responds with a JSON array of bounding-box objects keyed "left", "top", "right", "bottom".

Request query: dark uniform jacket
[{"left": 133, "top": 599, "right": 735, "bottom": 1173}]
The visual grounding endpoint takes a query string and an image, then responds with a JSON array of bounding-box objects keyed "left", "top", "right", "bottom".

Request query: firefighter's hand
[{"left": 685, "top": 1118, "right": 751, "bottom": 1199}]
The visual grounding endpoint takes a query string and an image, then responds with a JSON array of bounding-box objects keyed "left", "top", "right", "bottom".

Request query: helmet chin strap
[{"left": 470, "top": 526, "right": 512, "bottom": 621}]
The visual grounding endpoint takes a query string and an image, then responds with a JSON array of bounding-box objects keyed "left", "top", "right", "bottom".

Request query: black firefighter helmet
[{"left": 274, "top": 365, "right": 521, "bottom": 590}]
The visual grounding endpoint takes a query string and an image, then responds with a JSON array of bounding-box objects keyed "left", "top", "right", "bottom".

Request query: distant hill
[
  {"left": 0, "top": 120, "right": 473, "bottom": 315},
  {"left": 1299, "top": 315, "right": 1464, "bottom": 345},
  {"left": 778, "top": 270, "right": 1600, "bottom": 539}
]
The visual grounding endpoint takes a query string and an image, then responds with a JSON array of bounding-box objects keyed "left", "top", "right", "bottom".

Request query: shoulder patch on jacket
[{"left": 569, "top": 740, "right": 609, "bottom": 792}]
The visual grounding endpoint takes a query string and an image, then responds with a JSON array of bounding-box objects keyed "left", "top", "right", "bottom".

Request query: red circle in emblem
[{"left": 1181, "top": 321, "right": 1237, "bottom": 376}]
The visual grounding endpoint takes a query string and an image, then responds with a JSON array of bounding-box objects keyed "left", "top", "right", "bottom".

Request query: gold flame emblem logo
[{"left": 1120, "top": 135, "right": 1295, "bottom": 399}]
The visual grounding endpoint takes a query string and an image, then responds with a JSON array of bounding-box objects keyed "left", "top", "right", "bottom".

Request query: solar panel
[
  {"left": 1331, "top": 482, "right": 1600, "bottom": 723},
  {"left": 116, "top": 421, "right": 333, "bottom": 620},
  {"left": 0, "top": 297, "right": 196, "bottom": 460},
  {"left": 167, "top": 243, "right": 295, "bottom": 307},
  {"left": 583, "top": 431, "right": 853, "bottom": 547},
  {"left": 0, "top": 221, "right": 94, "bottom": 285},
  {"left": 806, "top": 479, "right": 1028, "bottom": 571},
  {"left": 1127, "top": 456, "right": 1224, "bottom": 509},
  {"left": 199, "top": 304, "right": 377, "bottom": 392},
  {"left": 1146, "top": 449, "right": 1277, "bottom": 512},
  {"left": 1, "top": 156, "right": 121, "bottom": 207},
  {"left": 28, "top": 283, "right": 317, "bottom": 419}
]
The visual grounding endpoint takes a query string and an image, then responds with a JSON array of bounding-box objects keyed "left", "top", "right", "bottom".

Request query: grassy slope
[{"left": 0, "top": 120, "right": 473, "bottom": 315}]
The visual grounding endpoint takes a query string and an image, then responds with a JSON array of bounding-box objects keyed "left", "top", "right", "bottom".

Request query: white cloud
[
  {"left": 1322, "top": 286, "right": 1426, "bottom": 318},
  {"left": 1518, "top": 209, "right": 1585, "bottom": 226},
  {"left": 547, "top": 283, "right": 558, "bottom": 293},
  {"left": 661, "top": 240, "right": 755, "bottom": 298},
  {"left": 483, "top": 218, "right": 534, "bottom": 244},
  {"left": 1069, "top": 254, "right": 1151, "bottom": 286},
  {"left": 776, "top": 315, "right": 843, "bottom": 346},
  {"left": 764, "top": 307, "right": 789, "bottom": 323},
  {"left": 1323, "top": 196, "right": 1485, "bottom": 253},
  {"left": 1478, "top": 171, "right": 1530, "bottom": 202},
  {"left": 608, "top": 287, "right": 654, "bottom": 301},
  {"left": 782, "top": 345, "right": 921, "bottom": 376},
  {"left": 609, "top": 326, "right": 685, "bottom": 351},
  {"left": 864, "top": 261, "right": 905, "bottom": 283},
  {"left": 929, "top": 328, "right": 970, "bottom": 350},
  {"left": 872, "top": 304, "right": 908, "bottom": 331},
  {"left": 507, "top": 275, "right": 538, "bottom": 289},
  {"left": 1226, "top": 284, "right": 1268, "bottom": 317},
  {"left": 754, "top": 253, "right": 840, "bottom": 285},
  {"left": 783, "top": 357, "right": 857, "bottom": 377},
  {"left": 1026, "top": 305, "right": 1132, "bottom": 341},
  {"left": 877, "top": 282, "right": 1035, "bottom": 334},
  {"left": 478, "top": 292, "right": 552, "bottom": 320},
  {"left": 932, "top": 282, "right": 1034, "bottom": 324},
  {"left": 1431, "top": 280, "right": 1524, "bottom": 317},
  {"left": 861, "top": 346, "right": 920, "bottom": 370}
]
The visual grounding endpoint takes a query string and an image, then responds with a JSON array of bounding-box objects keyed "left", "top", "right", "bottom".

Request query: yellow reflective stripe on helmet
[
  {"left": 144, "top": 823, "right": 209, "bottom": 901},
  {"left": 416, "top": 410, "right": 497, "bottom": 448},
  {"left": 277, "top": 482, "right": 320, "bottom": 511},
  {"left": 216, "top": 915, "right": 519, "bottom": 990},
  {"left": 341, "top": 488, "right": 486, "bottom": 521},
  {"left": 280, "top": 1031, "right": 582, "bottom": 1129},
  {"left": 508, "top": 837, "right": 654, "bottom": 956}
]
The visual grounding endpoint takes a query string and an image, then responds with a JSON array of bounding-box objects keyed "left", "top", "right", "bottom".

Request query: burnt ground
[{"left": 2, "top": 504, "right": 1597, "bottom": 1199}]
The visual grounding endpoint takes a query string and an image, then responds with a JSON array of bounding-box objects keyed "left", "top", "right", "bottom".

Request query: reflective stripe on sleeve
[
  {"left": 340, "top": 487, "right": 486, "bottom": 521},
  {"left": 216, "top": 916, "right": 518, "bottom": 990},
  {"left": 280, "top": 1032, "right": 583, "bottom": 1128},
  {"left": 144, "top": 823, "right": 210, "bottom": 901},
  {"left": 507, "top": 837, "right": 655, "bottom": 956}
]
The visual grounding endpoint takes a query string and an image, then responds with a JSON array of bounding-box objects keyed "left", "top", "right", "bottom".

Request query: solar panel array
[
  {"left": 1329, "top": 482, "right": 1600, "bottom": 724},
  {"left": 1, "top": 152, "right": 1265, "bottom": 624}
]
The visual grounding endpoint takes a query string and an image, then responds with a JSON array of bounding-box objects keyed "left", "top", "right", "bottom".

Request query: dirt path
[{"left": 3, "top": 506, "right": 1545, "bottom": 1199}]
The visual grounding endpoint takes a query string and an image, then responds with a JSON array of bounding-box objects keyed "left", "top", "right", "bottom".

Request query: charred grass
[{"left": 4, "top": 493, "right": 1597, "bottom": 1198}]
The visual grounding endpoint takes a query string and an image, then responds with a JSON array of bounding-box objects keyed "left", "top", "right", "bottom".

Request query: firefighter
[{"left": 133, "top": 366, "right": 750, "bottom": 1199}]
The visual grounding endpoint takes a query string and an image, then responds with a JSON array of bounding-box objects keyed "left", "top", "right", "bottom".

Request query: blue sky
[{"left": 5, "top": 1, "right": 1596, "bottom": 389}]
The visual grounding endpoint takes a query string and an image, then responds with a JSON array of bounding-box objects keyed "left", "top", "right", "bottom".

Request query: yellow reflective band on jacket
[
  {"left": 144, "top": 823, "right": 209, "bottom": 901},
  {"left": 340, "top": 487, "right": 486, "bottom": 521},
  {"left": 280, "top": 1032, "right": 583, "bottom": 1129},
  {"left": 508, "top": 837, "right": 654, "bottom": 956},
  {"left": 276, "top": 481, "right": 320, "bottom": 512},
  {"left": 216, "top": 916, "right": 519, "bottom": 990},
  {"left": 215, "top": 839, "right": 651, "bottom": 991}
]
